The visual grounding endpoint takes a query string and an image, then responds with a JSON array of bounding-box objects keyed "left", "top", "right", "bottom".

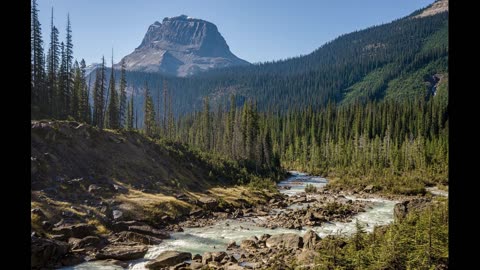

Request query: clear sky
[{"left": 37, "top": 0, "right": 434, "bottom": 65}]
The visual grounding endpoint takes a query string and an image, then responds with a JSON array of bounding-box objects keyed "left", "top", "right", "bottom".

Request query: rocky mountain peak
[{"left": 119, "top": 15, "right": 249, "bottom": 76}]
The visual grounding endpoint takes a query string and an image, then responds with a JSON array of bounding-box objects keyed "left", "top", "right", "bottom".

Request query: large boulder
[
  {"left": 127, "top": 225, "right": 170, "bottom": 239},
  {"left": 198, "top": 196, "right": 218, "bottom": 209},
  {"left": 52, "top": 223, "right": 95, "bottom": 239},
  {"left": 95, "top": 244, "right": 148, "bottom": 260},
  {"left": 240, "top": 239, "right": 257, "bottom": 250},
  {"left": 31, "top": 236, "right": 68, "bottom": 269},
  {"left": 111, "top": 231, "right": 163, "bottom": 245},
  {"left": 145, "top": 251, "right": 192, "bottom": 269},
  {"left": 394, "top": 198, "right": 431, "bottom": 222},
  {"left": 70, "top": 235, "right": 108, "bottom": 250},
  {"left": 303, "top": 229, "right": 321, "bottom": 250},
  {"left": 265, "top": 233, "right": 303, "bottom": 249}
]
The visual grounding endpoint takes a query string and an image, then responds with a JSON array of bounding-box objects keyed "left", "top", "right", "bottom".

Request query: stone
[
  {"left": 202, "top": 252, "right": 213, "bottom": 264},
  {"left": 31, "top": 236, "right": 68, "bottom": 269},
  {"left": 303, "top": 229, "right": 321, "bottom": 250},
  {"left": 71, "top": 236, "right": 107, "bottom": 250},
  {"left": 145, "top": 251, "right": 192, "bottom": 269},
  {"left": 226, "top": 240, "right": 237, "bottom": 249},
  {"left": 95, "top": 244, "right": 148, "bottom": 260},
  {"left": 240, "top": 239, "right": 257, "bottom": 250},
  {"left": 112, "top": 210, "right": 123, "bottom": 220},
  {"left": 52, "top": 223, "right": 95, "bottom": 239},
  {"left": 112, "top": 231, "right": 163, "bottom": 245},
  {"left": 265, "top": 233, "right": 303, "bottom": 249},
  {"left": 189, "top": 262, "right": 204, "bottom": 269},
  {"left": 127, "top": 225, "right": 170, "bottom": 239},
  {"left": 42, "top": 221, "right": 53, "bottom": 231},
  {"left": 211, "top": 251, "right": 227, "bottom": 262},
  {"left": 88, "top": 184, "right": 102, "bottom": 193}
]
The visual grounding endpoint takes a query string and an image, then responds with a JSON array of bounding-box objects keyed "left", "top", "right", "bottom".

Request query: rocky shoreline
[{"left": 31, "top": 183, "right": 404, "bottom": 269}]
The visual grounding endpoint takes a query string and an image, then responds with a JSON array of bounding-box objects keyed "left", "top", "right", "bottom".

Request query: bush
[{"left": 305, "top": 183, "right": 317, "bottom": 193}]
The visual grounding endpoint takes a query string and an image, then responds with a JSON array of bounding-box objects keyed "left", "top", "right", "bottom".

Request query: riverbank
[{"left": 46, "top": 173, "right": 415, "bottom": 270}]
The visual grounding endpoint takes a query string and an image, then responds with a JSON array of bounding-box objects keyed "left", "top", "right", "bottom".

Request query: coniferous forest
[{"left": 30, "top": 0, "right": 449, "bottom": 269}]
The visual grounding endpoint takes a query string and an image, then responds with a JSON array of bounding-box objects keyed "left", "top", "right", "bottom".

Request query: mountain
[
  {"left": 118, "top": 0, "right": 447, "bottom": 120},
  {"left": 117, "top": 15, "right": 249, "bottom": 77}
]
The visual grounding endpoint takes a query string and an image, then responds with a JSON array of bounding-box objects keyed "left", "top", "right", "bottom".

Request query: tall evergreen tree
[
  {"left": 106, "top": 55, "right": 119, "bottom": 129},
  {"left": 143, "top": 82, "right": 156, "bottom": 137},
  {"left": 64, "top": 14, "right": 74, "bottom": 116},
  {"left": 119, "top": 60, "right": 127, "bottom": 128},
  {"left": 126, "top": 93, "right": 134, "bottom": 130},
  {"left": 46, "top": 7, "right": 59, "bottom": 117},
  {"left": 79, "top": 59, "right": 91, "bottom": 123},
  {"left": 93, "top": 57, "right": 106, "bottom": 128},
  {"left": 31, "top": 0, "right": 45, "bottom": 116}
]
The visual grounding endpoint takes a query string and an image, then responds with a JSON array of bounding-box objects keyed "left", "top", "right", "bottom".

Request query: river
[{"left": 60, "top": 171, "right": 397, "bottom": 270}]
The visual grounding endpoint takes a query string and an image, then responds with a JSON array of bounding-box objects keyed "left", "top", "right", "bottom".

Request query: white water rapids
[{"left": 60, "top": 171, "right": 397, "bottom": 269}]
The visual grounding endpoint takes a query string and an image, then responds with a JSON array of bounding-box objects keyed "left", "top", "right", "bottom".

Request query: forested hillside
[{"left": 110, "top": 8, "right": 447, "bottom": 121}]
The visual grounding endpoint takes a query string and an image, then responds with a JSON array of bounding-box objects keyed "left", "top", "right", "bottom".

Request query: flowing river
[{"left": 60, "top": 171, "right": 398, "bottom": 270}]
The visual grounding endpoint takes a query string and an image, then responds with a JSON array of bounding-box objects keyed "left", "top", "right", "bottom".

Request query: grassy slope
[{"left": 31, "top": 120, "right": 278, "bottom": 233}]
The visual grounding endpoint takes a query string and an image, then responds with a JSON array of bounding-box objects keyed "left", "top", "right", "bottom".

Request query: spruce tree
[
  {"left": 106, "top": 56, "right": 119, "bottom": 129},
  {"left": 93, "top": 57, "right": 106, "bottom": 128},
  {"left": 46, "top": 7, "right": 59, "bottom": 117},
  {"left": 119, "top": 60, "right": 127, "bottom": 128},
  {"left": 31, "top": 0, "right": 45, "bottom": 116}
]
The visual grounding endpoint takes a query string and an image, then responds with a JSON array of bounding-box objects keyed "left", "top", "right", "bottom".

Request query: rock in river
[{"left": 145, "top": 250, "right": 192, "bottom": 269}]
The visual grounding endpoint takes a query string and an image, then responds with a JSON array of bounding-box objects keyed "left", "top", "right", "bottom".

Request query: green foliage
[
  {"left": 311, "top": 200, "right": 448, "bottom": 269},
  {"left": 305, "top": 183, "right": 317, "bottom": 193}
]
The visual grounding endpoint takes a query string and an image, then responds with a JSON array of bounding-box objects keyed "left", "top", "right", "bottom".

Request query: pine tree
[
  {"left": 64, "top": 14, "right": 74, "bottom": 117},
  {"left": 58, "top": 42, "right": 67, "bottom": 118},
  {"left": 106, "top": 55, "right": 119, "bottom": 129},
  {"left": 202, "top": 97, "right": 211, "bottom": 150},
  {"left": 46, "top": 7, "right": 59, "bottom": 117},
  {"left": 79, "top": 59, "right": 91, "bottom": 123},
  {"left": 93, "top": 57, "right": 106, "bottom": 128},
  {"left": 71, "top": 60, "right": 81, "bottom": 119},
  {"left": 126, "top": 93, "right": 134, "bottom": 130},
  {"left": 31, "top": 0, "right": 45, "bottom": 117},
  {"left": 119, "top": 60, "right": 127, "bottom": 129},
  {"left": 143, "top": 82, "right": 156, "bottom": 137}
]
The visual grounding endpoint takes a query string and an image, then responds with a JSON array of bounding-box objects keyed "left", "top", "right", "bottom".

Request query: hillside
[
  {"left": 113, "top": 1, "right": 447, "bottom": 121},
  {"left": 31, "top": 120, "right": 281, "bottom": 231}
]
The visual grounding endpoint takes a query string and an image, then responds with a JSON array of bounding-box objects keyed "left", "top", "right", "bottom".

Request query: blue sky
[{"left": 37, "top": 0, "right": 434, "bottom": 65}]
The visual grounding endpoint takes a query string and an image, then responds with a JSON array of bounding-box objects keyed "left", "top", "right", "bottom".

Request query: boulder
[
  {"left": 95, "top": 244, "right": 148, "bottom": 260},
  {"left": 211, "top": 251, "right": 227, "bottom": 262},
  {"left": 265, "top": 233, "right": 303, "bottom": 249},
  {"left": 240, "top": 239, "right": 257, "bottom": 250},
  {"left": 364, "top": 185, "right": 375, "bottom": 193},
  {"left": 190, "top": 262, "right": 204, "bottom": 269},
  {"left": 31, "top": 236, "right": 68, "bottom": 269},
  {"left": 226, "top": 240, "right": 237, "bottom": 250},
  {"left": 70, "top": 236, "right": 107, "bottom": 250},
  {"left": 192, "top": 253, "right": 202, "bottom": 261},
  {"left": 112, "top": 231, "right": 163, "bottom": 245},
  {"left": 127, "top": 225, "right": 170, "bottom": 239},
  {"left": 112, "top": 210, "right": 123, "bottom": 220},
  {"left": 202, "top": 252, "right": 213, "bottom": 264},
  {"left": 198, "top": 196, "right": 218, "bottom": 209},
  {"left": 52, "top": 223, "right": 95, "bottom": 239},
  {"left": 303, "top": 229, "right": 321, "bottom": 249},
  {"left": 88, "top": 184, "right": 102, "bottom": 193},
  {"left": 145, "top": 251, "right": 192, "bottom": 269}
]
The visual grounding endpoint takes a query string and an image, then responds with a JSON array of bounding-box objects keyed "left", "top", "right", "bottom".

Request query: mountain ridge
[{"left": 116, "top": 15, "right": 249, "bottom": 77}]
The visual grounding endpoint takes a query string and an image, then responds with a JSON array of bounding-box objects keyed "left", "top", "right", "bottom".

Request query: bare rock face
[{"left": 118, "top": 15, "right": 249, "bottom": 76}]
